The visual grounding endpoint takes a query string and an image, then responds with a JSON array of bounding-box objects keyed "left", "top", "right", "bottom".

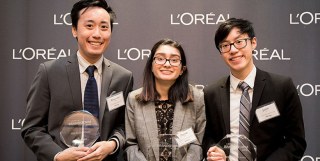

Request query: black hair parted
[
  {"left": 71, "top": 0, "right": 116, "bottom": 31},
  {"left": 214, "top": 18, "right": 255, "bottom": 50}
]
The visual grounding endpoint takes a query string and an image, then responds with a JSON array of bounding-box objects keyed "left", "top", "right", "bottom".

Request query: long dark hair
[{"left": 136, "top": 38, "right": 192, "bottom": 104}]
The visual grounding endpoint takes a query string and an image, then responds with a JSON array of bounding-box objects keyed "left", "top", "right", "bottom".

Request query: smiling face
[
  {"left": 72, "top": 6, "right": 111, "bottom": 64},
  {"left": 152, "top": 45, "right": 185, "bottom": 86},
  {"left": 220, "top": 27, "right": 257, "bottom": 79}
]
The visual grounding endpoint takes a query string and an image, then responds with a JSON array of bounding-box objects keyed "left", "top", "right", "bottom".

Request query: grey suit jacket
[
  {"left": 125, "top": 85, "right": 206, "bottom": 161},
  {"left": 21, "top": 53, "right": 133, "bottom": 161}
]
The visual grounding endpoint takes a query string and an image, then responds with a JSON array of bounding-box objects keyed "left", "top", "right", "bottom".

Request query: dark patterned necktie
[
  {"left": 84, "top": 65, "right": 99, "bottom": 118},
  {"left": 238, "top": 81, "right": 252, "bottom": 161}
]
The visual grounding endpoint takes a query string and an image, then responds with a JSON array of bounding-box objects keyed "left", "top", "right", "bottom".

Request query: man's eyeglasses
[
  {"left": 218, "top": 38, "right": 252, "bottom": 53},
  {"left": 153, "top": 57, "right": 181, "bottom": 66}
]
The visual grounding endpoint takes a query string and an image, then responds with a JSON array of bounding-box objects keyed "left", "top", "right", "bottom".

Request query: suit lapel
[
  {"left": 143, "top": 102, "right": 160, "bottom": 161},
  {"left": 172, "top": 101, "right": 186, "bottom": 135},
  {"left": 100, "top": 58, "right": 113, "bottom": 125},
  {"left": 66, "top": 54, "right": 82, "bottom": 110},
  {"left": 251, "top": 69, "right": 266, "bottom": 123},
  {"left": 220, "top": 77, "right": 231, "bottom": 134},
  {"left": 172, "top": 101, "right": 186, "bottom": 159}
]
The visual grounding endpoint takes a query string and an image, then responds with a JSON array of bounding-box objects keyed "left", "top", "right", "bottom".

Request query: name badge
[
  {"left": 106, "top": 91, "right": 125, "bottom": 111},
  {"left": 255, "top": 101, "right": 280, "bottom": 123},
  {"left": 175, "top": 128, "right": 197, "bottom": 147}
]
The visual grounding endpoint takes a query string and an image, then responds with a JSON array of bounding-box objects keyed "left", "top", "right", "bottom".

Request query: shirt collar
[
  {"left": 230, "top": 66, "right": 256, "bottom": 91},
  {"left": 77, "top": 51, "right": 103, "bottom": 75}
]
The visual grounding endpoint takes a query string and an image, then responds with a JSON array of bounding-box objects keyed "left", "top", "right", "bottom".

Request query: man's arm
[
  {"left": 266, "top": 77, "right": 306, "bottom": 161},
  {"left": 202, "top": 86, "right": 219, "bottom": 159},
  {"left": 21, "top": 63, "right": 63, "bottom": 161},
  {"left": 22, "top": 62, "right": 94, "bottom": 161},
  {"left": 108, "top": 72, "right": 133, "bottom": 153}
]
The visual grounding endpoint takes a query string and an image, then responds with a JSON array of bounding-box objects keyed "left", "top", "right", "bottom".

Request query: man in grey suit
[
  {"left": 203, "top": 18, "right": 306, "bottom": 161},
  {"left": 21, "top": 0, "right": 133, "bottom": 161}
]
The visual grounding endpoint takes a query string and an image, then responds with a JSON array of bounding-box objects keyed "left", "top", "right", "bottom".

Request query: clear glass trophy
[
  {"left": 60, "top": 110, "right": 100, "bottom": 147},
  {"left": 215, "top": 134, "right": 257, "bottom": 161},
  {"left": 147, "top": 134, "right": 190, "bottom": 161}
]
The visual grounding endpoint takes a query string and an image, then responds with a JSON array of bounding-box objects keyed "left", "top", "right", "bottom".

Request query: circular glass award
[
  {"left": 60, "top": 110, "right": 100, "bottom": 147},
  {"left": 146, "top": 134, "right": 193, "bottom": 161},
  {"left": 216, "top": 134, "right": 257, "bottom": 161}
]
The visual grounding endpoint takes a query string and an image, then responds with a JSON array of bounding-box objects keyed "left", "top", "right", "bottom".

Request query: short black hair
[
  {"left": 214, "top": 18, "right": 255, "bottom": 51},
  {"left": 71, "top": 0, "right": 116, "bottom": 31}
]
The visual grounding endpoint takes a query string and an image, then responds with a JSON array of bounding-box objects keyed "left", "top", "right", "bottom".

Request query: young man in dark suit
[
  {"left": 21, "top": 0, "right": 133, "bottom": 161},
  {"left": 203, "top": 18, "right": 306, "bottom": 161}
]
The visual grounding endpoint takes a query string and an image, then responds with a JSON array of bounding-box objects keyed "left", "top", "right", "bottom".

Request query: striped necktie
[
  {"left": 238, "top": 81, "right": 251, "bottom": 137},
  {"left": 238, "top": 81, "right": 252, "bottom": 161}
]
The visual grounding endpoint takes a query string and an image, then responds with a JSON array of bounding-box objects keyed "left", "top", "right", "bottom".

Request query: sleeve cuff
[
  {"left": 53, "top": 151, "right": 61, "bottom": 161},
  {"left": 108, "top": 137, "right": 119, "bottom": 155}
]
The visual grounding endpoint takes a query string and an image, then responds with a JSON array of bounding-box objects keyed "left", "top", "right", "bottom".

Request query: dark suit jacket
[
  {"left": 124, "top": 85, "right": 206, "bottom": 161},
  {"left": 203, "top": 68, "right": 306, "bottom": 161},
  {"left": 21, "top": 53, "right": 133, "bottom": 161}
]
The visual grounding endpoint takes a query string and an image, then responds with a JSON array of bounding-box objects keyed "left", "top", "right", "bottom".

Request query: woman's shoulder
[
  {"left": 129, "top": 88, "right": 143, "bottom": 98},
  {"left": 188, "top": 84, "right": 204, "bottom": 99}
]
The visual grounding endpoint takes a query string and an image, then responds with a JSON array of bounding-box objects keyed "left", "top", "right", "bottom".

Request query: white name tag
[
  {"left": 255, "top": 101, "right": 280, "bottom": 123},
  {"left": 106, "top": 91, "right": 125, "bottom": 111},
  {"left": 175, "top": 128, "right": 197, "bottom": 147}
]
